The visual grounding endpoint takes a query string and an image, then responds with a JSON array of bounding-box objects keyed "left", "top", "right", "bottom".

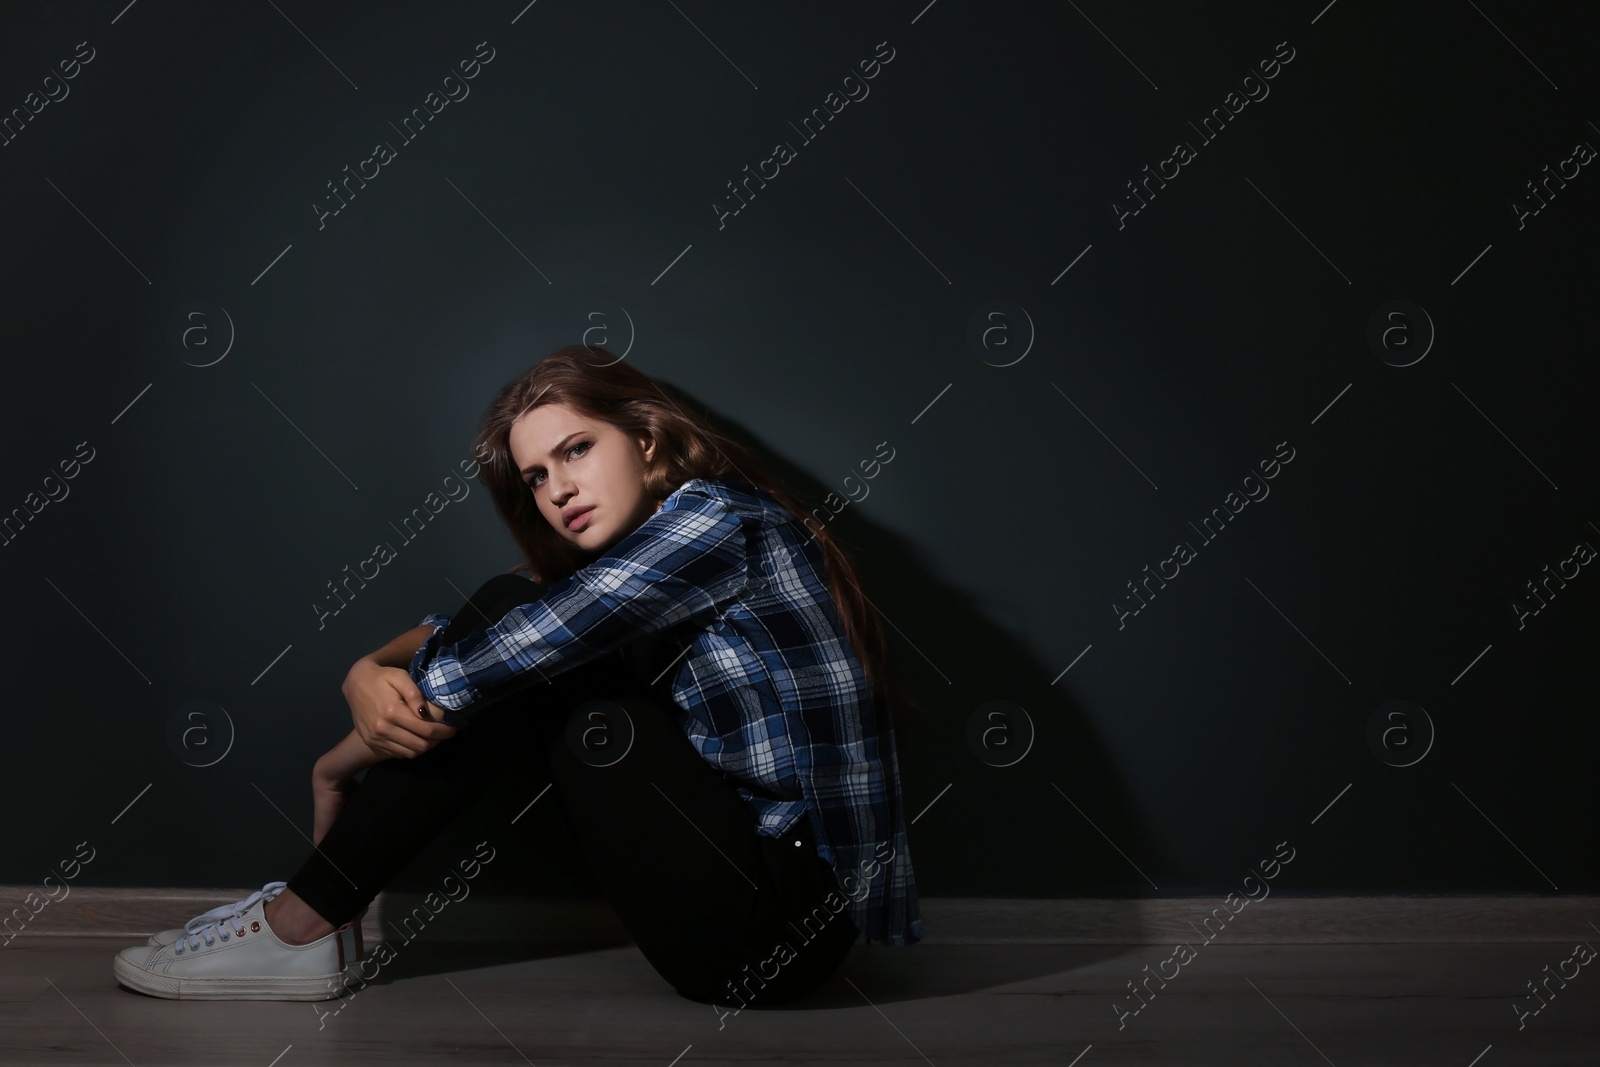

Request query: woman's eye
[{"left": 525, "top": 443, "right": 587, "bottom": 490}]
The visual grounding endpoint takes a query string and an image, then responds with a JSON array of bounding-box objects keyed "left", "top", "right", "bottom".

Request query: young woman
[{"left": 113, "top": 345, "right": 923, "bottom": 1007}]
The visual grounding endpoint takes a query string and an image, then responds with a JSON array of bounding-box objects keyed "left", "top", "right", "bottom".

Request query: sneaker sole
[{"left": 113, "top": 953, "right": 348, "bottom": 1001}]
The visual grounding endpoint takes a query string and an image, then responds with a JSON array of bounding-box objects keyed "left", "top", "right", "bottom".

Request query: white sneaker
[
  {"left": 147, "top": 881, "right": 289, "bottom": 947},
  {"left": 114, "top": 894, "right": 356, "bottom": 1001}
]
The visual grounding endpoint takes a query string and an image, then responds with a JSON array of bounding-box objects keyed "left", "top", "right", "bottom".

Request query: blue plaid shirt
[{"left": 406, "top": 476, "right": 923, "bottom": 947}]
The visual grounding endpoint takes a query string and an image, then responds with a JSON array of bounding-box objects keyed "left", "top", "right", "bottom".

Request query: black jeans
[{"left": 285, "top": 574, "right": 858, "bottom": 1006}]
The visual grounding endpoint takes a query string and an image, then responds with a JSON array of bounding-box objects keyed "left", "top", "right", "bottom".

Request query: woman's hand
[{"left": 343, "top": 657, "right": 458, "bottom": 759}]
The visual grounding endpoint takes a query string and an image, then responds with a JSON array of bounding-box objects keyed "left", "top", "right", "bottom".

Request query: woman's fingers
[
  {"left": 383, "top": 667, "right": 426, "bottom": 709},
  {"left": 377, "top": 737, "right": 415, "bottom": 759},
  {"left": 378, "top": 721, "right": 430, "bottom": 755},
  {"left": 351, "top": 686, "right": 457, "bottom": 759},
  {"left": 381, "top": 667, "right": 457, "bottom": 730},
  {"left": 377, "top": 702, "right": 458, "bottom": 754},
  {"left": 378, "top": 736, "right": 421, "bottom": 759},
  {"left": 418, "top": 698, "right": 457, "bottom": 728}
]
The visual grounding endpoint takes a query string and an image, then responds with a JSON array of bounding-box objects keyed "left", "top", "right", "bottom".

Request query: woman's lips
[{"left": 566, "top": 506, "right": 595, "bottom": 530}]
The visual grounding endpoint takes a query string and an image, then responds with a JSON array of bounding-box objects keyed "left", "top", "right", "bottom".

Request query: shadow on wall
[
  {"left": 722, "top": 398, "right": 1162, "bottom": 893},
  {"left": 389, "top": 383, "right": 1163, "bottom": 984}
]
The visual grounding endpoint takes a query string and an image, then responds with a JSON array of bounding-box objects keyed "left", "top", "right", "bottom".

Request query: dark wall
[{"left": 2, "top": 0, "right": 1594, "bottom": 904}]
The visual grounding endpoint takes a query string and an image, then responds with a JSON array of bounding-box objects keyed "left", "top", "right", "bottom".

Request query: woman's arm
[
  {"left": 311, "top": 730, "right": 382, "bottom": 845},
  {"left": 315, "top": 728, "right": 384, "bottom": 782},
  {"left": 344, "top": 625, "right": 458, "bottom": 758},
  {"left": 412, "top": 489, "right": 749, "bottom": 725},
  {"left": 316, "top": 625, "right": 454, "bottom": 841}
]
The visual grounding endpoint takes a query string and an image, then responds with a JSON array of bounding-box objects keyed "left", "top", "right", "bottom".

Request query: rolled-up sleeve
[
  {"left": 406, "top": 613, "right": 453, "bottom": 688},
  {"left": 408, "top": 488, "right": 751, "bottom": 726}
]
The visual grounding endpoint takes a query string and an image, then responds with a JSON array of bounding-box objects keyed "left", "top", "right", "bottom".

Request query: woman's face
[{"left": 509, "top": 402, "right": 661, "bottom": 554}]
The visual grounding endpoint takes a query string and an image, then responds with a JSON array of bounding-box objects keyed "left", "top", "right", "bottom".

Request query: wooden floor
[{"left": 2, "top": 935, "right": 1594, "bottom": 1065}]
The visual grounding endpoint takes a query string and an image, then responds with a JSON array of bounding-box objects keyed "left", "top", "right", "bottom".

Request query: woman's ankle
[{"left": 263, "top": 889, "right": 337, "bottom": 946}]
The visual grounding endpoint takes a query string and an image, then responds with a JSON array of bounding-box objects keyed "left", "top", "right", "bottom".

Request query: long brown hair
[{"left": 471, "top": 345, "right": 914, "bottom": 720}]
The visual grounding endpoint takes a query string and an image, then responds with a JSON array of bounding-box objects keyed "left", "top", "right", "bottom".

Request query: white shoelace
[{"left": 171, "top": 881, "right": 287, "bottom": 955}]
